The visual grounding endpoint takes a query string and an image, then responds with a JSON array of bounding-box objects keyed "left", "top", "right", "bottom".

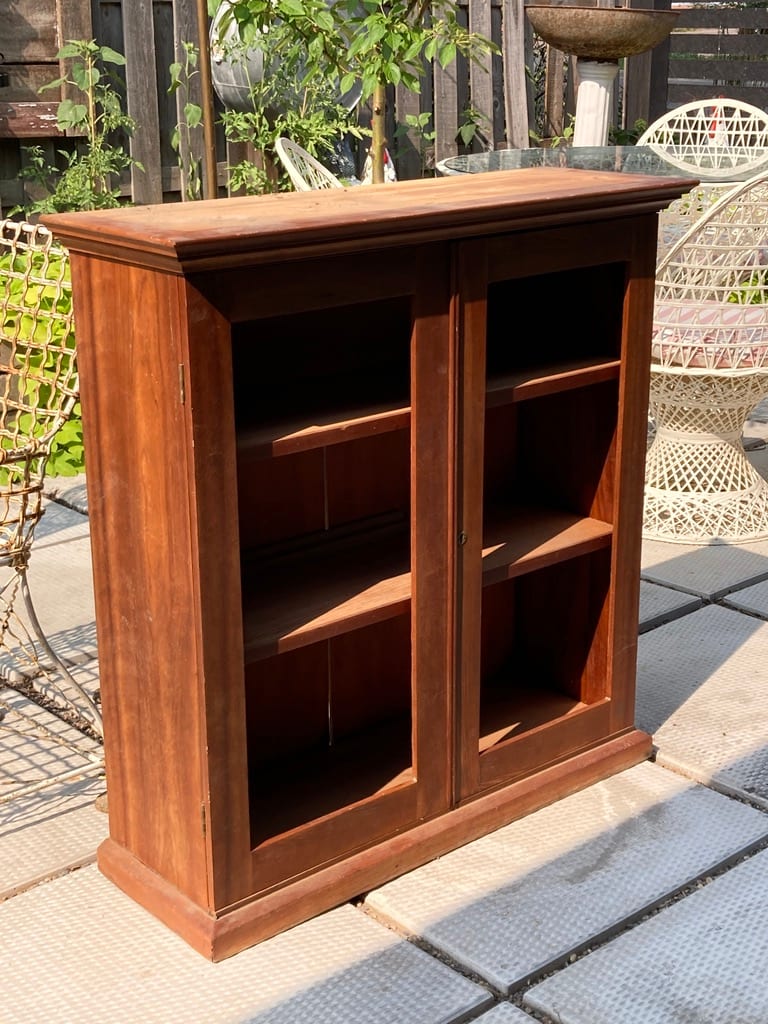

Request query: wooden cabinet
[{"left": 44, "top": 167, "right": 688, "bottom": 960}]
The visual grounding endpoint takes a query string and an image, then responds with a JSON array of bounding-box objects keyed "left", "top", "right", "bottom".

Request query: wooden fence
[{"left": 0, "top": 0, "right": 766, "bottom": 210}]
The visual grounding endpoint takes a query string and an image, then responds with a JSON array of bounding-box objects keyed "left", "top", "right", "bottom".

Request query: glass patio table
[
  {"left": 437, "top": 144, "right": 768, "bottom": 181},
  {"left": 438, "top": 145, "right": 768, "bottom": 257}
]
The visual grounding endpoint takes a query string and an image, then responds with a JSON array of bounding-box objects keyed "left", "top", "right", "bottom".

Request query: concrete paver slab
[
  {"left": 636, "top": 603, "right": 768, "bottom": 806},
  {"left": 1, "top": 773, "right": 107, "bottom": 899},
  {"left": 43, "top": 473, "right": 88, "bottom": 516},
  {"left": 523, "top": 846, "right": 768, "bottom": 1024},
  {"left": 638, "top": 580, "right": 703, "bottom": 633},
  {"left": 25, "top": 500, "right": 96, "bottom": 660},
  {"left": 0, "top": 684, "right": 102, "bottom": 795},
  {"left": 641, "top": 537, "right": 768, "bottom": 600},
  {"left": 721, "top": 577, "right": 768, "bottom": 618},
  {"left": 0, "top": 866, "right": 493, "bottom": 1024},
  {"left": 475, "top": 1004, "right": 537, "bottom": 1022},
  {"left": 363, "top": 761, "right": 768, "bottom": 994}
]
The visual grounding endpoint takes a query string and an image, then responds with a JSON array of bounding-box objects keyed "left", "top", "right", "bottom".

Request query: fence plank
[
  {"left": 0, "top": 1, "right": 58, "bottom": 61},
  {"left": 171, "top": 0, "right": 207, "bottom": 200},
  {"left": 544, "top": 47, "right": 565, "bottom": 138},
  {"left": 57, "top": 0, "right": 95, "bottom": 115},
  {"left": 502, "top": 0, "right": 529, "bottom": 148},
  {"left": 433, "top": 57, "right": 459, "bottom": 162},
  {"left": 123, "top": 1, "right": 163, "bottom": 203},
  {"left": 470, "top": 0, "right": 494, "bottom": 149},
  {"left": 393, "top": 84, "right": 424, "bottom": 178},
  {"left": 675, "top": 7, "right": 767, "bottom": 31}
]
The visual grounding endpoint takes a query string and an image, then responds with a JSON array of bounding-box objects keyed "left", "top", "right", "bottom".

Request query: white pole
[{"left": 572, "top": 60, "right": 620, "bottom": 147}]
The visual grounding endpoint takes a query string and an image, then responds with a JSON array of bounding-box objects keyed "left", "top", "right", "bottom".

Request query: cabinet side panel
[
  {"left": 181, "top": 281, "right": 253, "bottom": 908},
  {"left": 69, "top": 257, "right": 211, "bottom": 906},
  {"left": 608, "top": 215, "right": 658, "bottom": 728}
]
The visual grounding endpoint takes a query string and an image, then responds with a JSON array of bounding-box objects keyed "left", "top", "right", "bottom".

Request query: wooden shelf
[
  {"left": 249, "top": 715, "right": 414, "bottom": 846},
  {"left": 487, "top": 358, "right": 621, "bottom": 407},
  {"left": 237, "top": 401, "right": 410, "bottom": 459},
  {"left": 479, "top": 685, "right": 590, "bottom": 753},
  {"left": 482, "top": 505, "right": 613, "bottom": 585},
  {"left": 242, "top": 526, "right": 411, "bottom": 659}
]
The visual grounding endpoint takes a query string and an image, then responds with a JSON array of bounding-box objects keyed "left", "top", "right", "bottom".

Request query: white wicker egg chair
[
  {"left": 643, "top": 171, "right": 768, "bottom": 544},
  {"left": 639, "top": 100, "right": 768, "bottom": 256}
]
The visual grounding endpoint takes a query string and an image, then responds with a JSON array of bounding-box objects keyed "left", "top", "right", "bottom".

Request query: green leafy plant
[
  {"left": 457, "top": 105, "right": 493, "bottom": 149},
  {"left": 393, "top": 110, "right": 435, "bottom": 175},
  {"left": 0, "top": 249, "right": 83, "bottom": 478},
  {"left": 169, "top": 42, "right": 205, "bottom": 201},
  {"left": 13, "top": 40, "right": 142, "bottom": 215},
  {"left": 609, "top": 118, "right": 648, "bottom": 146},
  {"left": 205, "top": 7, "right": 364, "bottom": 194},
  {"left": 211, "top": 0, "right": 498, "bottom": 184}
]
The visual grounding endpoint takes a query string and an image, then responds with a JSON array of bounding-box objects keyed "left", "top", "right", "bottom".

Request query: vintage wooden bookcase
[{"left": 45, "top": 168, "right": 688, "bottom": 960}]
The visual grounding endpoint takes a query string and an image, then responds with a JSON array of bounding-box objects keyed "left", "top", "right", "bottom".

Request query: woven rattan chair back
[
  {"left": 638, "top": 99, "right": 768, "bottom": 180},
  {"left": 274, "top": 137, "right": 345, "bottom": 191},
  {"left": 0, "top": 219, "right": 103, "bottom": 803},
  {"left": 644, "top": 172, "right": 768, "bottom": 543},
  {"left": 640, "top": 101, "right": 768, "bottom": 257}
]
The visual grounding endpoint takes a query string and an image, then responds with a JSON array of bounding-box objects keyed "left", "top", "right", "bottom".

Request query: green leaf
[
  {"left": 184, "top": 103, "right": 203, "bottom": 128},
  {"left": 438, "top": 42, "right": 457, "bottom": 66},
  {"left": 57, "top": 43, "right": 84, "bottom": 59},
  {"left": 39, "top": 76, "right": 66, "bottom": 93},
  {"left": 100, "top": 46, "right": 127, "bottom": 65},
  {"left": 57, "top": 100, "right": 88, "bottom": 131}
]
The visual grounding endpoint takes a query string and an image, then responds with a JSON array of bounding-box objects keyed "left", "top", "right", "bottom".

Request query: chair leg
[
  {"left": 0, "top": 564, "right": 104, "bottom": 803},
  {"left": 18, "top": 571, "right": 103, "bottom": 735},
  {"left": 644, "top": 369, "right": 768, "bottom": 543},
  {"left": 0, "top": 564, "right": 102, "bottom": 737}
]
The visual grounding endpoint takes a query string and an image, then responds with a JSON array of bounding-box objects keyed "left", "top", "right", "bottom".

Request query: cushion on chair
[{"left": 651, "top": 300, "right": 768, "bottom": 370}]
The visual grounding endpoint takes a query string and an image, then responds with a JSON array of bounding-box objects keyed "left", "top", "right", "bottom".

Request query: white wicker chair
[
  {"left": 643, "top": 172, "right": 768, "bottom": 544},
  {"left": 638, "top": 100, "right": 768, "bottom": 256},
  {"left": 274, "top": 137, "right": 345, "bottom": 192},
  {"left": 0, "top": 220, "right": 103, "bottom": 803}
]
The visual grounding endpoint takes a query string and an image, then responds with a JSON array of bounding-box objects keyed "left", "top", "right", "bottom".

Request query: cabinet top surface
[{"left": 42, "top": 167, "right": 691, "bottom": 271}]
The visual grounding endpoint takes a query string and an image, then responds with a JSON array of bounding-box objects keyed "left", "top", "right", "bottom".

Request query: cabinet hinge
[
  {"left": 201, "top": 803, "right": 207, "bottom": 836},
  {"left": 179, "top": 364, "right": 186, "bottom": 405}
]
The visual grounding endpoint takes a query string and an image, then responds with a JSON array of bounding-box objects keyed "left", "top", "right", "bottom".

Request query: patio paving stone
[
  {"left": 523, "top": 845, "right": 768, "bottom": 1024},
  {"left": 363, "top": 760, "right": 768, "bottom": 994}
]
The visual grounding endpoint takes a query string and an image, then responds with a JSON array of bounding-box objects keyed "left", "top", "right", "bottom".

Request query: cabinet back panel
[
  {"left": 481, "top": 551, "right": 611, "bottom": 705},
  {"left": 483, "top": 382, "right": 619, "bottom": 518},
  {"left": 245, "top": 645, "right": 329, "bottom": 760},
  {"left": 486, "top": 264, "right": 625, "bottom": 372},
  {"left": 231, "top": 298, "right": 412, "bottom": 432},
  {"left": 325, "top": 431, "right": 410, "bottom": 528},
  {"left": 247, "top": 616, "right": 413, "bottom": 846},
  {"left": 329, "top": 614, "right": 412, "bottom": 736},
  {"left": 237, "top": 448, "right": 325, "bottom": 549}
]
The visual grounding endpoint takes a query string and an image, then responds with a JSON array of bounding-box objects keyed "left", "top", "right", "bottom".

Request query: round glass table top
[{"left": 438, "top": 145, "right": 768, "bottom": 183}]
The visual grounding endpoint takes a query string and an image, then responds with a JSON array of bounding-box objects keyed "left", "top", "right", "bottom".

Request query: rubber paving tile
[
  {"left": 721, "top": 577, "right": 768, "bottom": 618},
  {"left": 638, "top": 579, "right": 703, "bottom": 633},
  {"left": 635, "top": 602, "right": 768, "bottom": 806},
  {"left": 641, "top": 536, "right": 768, "bottom": 600},
  {"left": 1, "top": 771, "right": 107, "bottom": 899},
  {"left": 0, "top": 865, "right": 493, "bottom": 1024},
  {"left": 475, "top": 1004, "right": 536, "bottom": 1022},
  {"left": 363, "top": 761, "right": 768, "bottom": 994},
  {"left": 523, "top": 845, "right": 768, "bottom": 1024},
  {"left": 24, "top": 499, "right": 97, "bottom": 660}
]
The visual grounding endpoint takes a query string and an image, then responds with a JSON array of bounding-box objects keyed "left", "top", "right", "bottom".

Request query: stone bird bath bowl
[{"left": 525, "top": 3, "right": 679, "bottom": 144}]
